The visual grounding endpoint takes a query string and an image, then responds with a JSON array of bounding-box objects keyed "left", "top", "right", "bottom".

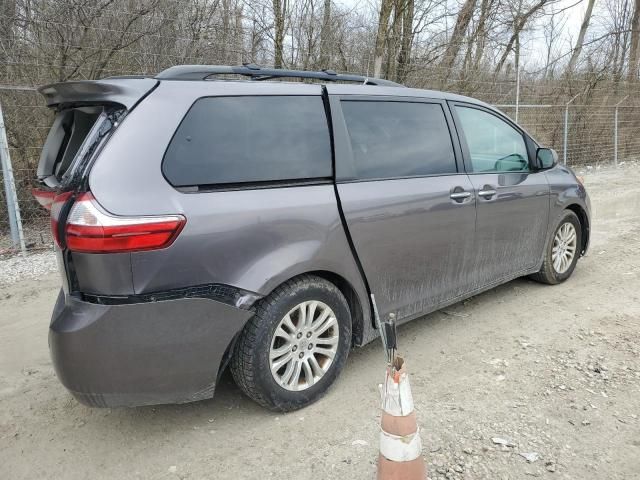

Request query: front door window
[{"left": 455, "top": 106, "right": 529, "bottom": 173}]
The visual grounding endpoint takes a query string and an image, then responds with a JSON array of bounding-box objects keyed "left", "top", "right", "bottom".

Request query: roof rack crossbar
[{"left": 155, "top": 64, "right": 404, "bottom": 87}]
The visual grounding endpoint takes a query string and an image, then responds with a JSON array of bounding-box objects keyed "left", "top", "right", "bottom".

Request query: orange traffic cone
[{"left": 377, "top": 357, "right": 426, "bottom": 480}]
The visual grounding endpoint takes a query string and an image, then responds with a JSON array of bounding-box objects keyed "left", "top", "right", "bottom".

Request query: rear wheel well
[
  {"left": 219, "top": 271, "right": 364, "bottom": 380},
  {"left": 307, "top": 271, "right": 364, "bottom": 347},
  {"left": 565, "top": 204, "right": 589, "bottom": 255}
]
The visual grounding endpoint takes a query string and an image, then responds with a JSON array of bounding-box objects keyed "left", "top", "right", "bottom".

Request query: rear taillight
[
  {"left": 63, "top": 193, "right": 185, "bottom": 253},
  {"left": 51, "top": 191, "right": 74, "bottom": 247},
  {"left": 32, "top": 188, "right": 57, "bottom": 210}
]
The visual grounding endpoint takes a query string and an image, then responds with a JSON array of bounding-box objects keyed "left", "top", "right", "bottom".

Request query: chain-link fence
[
  {"left": 0, "top": 88, "right": 52, "bottom": 253},
  {"left": 1, "top": 1, "right": 640, "bottom": 254},
  {"left": 2, "top": 79, "right": 640, "bottom": 254},
  {"left": 3, "top": 87, "right": 638, "bottom": 254},
  {"left": 497, "top": 103, "right": 640, "bottom": 167}
]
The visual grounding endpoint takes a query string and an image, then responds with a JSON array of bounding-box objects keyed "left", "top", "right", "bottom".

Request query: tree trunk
[
  {"left": 373, "top": 0, "right": 394, "bottom": 77},
  {"left": 567, "top": 0, "right": 596, "bottom": 73},
  {"left": 514, "top": 28, "right": 520, "bottom": 79},
  {"left": 385, "top": 1, "right": 403, "bottom": 79},
  {"left": 0, "top": 0, "right": 15, "bottom": 39},
  {"left": 472, "top": 0, "right": 493, "bottom": 70},
  {"left": 439, "top": 0, "right": 477, "bottom": 72},
  {"left": 273, "top": 0, "right": 287, "bottom": 68},
  {"left": 320, "top": 0, "right": 331, "bottom": 69},
  {"left": 628, "top": 0, "right": 640, "bottom": 81},
  {"left": 0, "top": 0, "right": 15, "bottom": 64},
  {"left": 235, "top": 6, "right": 244, "bottom": 65},
  {"left": 396, "top": 0, "right": 414, "bottom": 83},
  {"left": 221, "top": 0, "right": 231, "bottom": 62}
]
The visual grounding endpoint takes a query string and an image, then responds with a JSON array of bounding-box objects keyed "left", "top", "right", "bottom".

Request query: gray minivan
[{"left": 34, "top": 65, "right": 591, "bottom": 411}]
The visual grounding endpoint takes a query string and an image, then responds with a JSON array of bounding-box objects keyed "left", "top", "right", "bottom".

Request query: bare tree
[
  {"left": 396, "top": 0, "right": 415, "bottom": 82},
  {"left": 567, "top": 0, "right": 596, "bottom": 72},
  {"left": 628, "top": 0, "right": 640, "bottom": 80},
  {"left": 439, "top": 0, "right": 477, "bottom": 71},
  {"left": 273, "top": 0, "right": 288, "bottom": 67},
  {"left": 319, "top": 0, "right": 332, "bottom": 68},
  {"left": 541, "top": 6, "right": 567, "bottom": 77},
  {"left": 464, "top": 0, "right": 497, "bottom": 71},
  {"left": 373, "top": 0, "right": 394, "bottom": 76},
  {"left": 494, "top": 0, "right": 556, "bottom": 74}
]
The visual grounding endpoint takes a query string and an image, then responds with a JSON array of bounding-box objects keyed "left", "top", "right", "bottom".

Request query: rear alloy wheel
[
  {"left": 269, "top": 300, "right": 339, "bottom": 391},
  {"left": 231, "top": 275, "right": 351, "bottom": 411},
  {"left": 531, "top": 210, "right": 582, "bottom": 285}
]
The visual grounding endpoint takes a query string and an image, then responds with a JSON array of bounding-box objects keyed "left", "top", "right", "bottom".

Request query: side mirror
[{"left": 536, "top": 147, "right": 558, "bottom": 170}]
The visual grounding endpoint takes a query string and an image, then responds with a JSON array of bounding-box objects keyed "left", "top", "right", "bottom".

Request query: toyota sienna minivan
[{"left": 33, "top": 65, "right": 590, "bottom": 411}]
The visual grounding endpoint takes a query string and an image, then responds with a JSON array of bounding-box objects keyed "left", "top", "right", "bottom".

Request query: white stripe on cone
[{"left": 380, "top": 427, "right": 422, "bottom": 462}]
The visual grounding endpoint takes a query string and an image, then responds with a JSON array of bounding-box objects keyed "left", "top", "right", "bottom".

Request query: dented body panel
[{"left": 49, "top": 289, "right": 253, "bottom": 407}]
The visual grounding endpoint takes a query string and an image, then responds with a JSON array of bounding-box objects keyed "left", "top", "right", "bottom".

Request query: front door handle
[
  {"left": 450, "top": 191, "right": 472, "bottom": 201},
  {"left": 478, "top": 188, "right": 497, "bottom": 199}
]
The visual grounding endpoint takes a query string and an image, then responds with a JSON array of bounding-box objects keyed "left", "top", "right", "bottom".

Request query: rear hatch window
[
  {"left": 36, "top": 106, "right": 122, "bottom": 190},
  {"left": 34, "top": 77, "right": 158, "bottom": 196}
]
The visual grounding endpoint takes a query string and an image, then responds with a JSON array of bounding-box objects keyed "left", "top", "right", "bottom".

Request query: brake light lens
[
  {"left": 51, "top": 191, "right": 74, "bottom": 247},
  {"left": 63, "top": 193, "right": 185, "bottom": 253},
  {"left": 32, "top": 188, "right": 57, "bottom": 210}
]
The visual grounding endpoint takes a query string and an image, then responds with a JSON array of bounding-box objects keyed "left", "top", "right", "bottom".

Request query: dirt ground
[{"left": 1, "top": 166, "right": 639, "bottom": 480}]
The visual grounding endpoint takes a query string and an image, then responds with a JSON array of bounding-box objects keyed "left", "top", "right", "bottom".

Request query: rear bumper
[{"left": 49, "top": 290, "right": 253, "bottom": 407}]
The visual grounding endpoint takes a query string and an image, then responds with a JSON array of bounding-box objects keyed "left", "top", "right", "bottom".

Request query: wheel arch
[
  {"left": 307, "top": 270, "right": 366, "bottom": 347},
  {"left": 218, "top": 269, "right": 368, "bottom": 379},
  {"left": 260, "top": 270, "right": 367, "bottom": 347},
  {"left": 565, "top": 203, "right": 590, "bottom": 255}
]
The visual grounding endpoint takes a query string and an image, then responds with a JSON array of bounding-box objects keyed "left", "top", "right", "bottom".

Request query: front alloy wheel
[
  {"left": 551, "top": 222, "right": 578, "bottom": 274},
  {"left": 531, "top": 209, "right": 582, "bottom": 285}
]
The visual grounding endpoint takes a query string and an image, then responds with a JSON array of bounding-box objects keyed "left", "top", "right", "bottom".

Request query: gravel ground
[
  {"left": 1, "top": 165, "right": 639, "bottom": 480},
  {"left": 0, "top": 250, "right": 57, "bottom": 286}
]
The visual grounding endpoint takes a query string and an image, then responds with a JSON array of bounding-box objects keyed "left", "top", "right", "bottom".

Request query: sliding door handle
[
  {"left": 478, "top": 189, "right": 497, "bottom": 199},
  {"left": 450, "top": 191, "right": 471, "bottom": 199},
  {"left": 450, "top": 191, "right": 472, "bottom": 202}
]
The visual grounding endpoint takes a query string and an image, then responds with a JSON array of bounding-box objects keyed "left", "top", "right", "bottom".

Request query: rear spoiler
[{"left": 38, "top": 78, "right": 158, "bottom": 109}]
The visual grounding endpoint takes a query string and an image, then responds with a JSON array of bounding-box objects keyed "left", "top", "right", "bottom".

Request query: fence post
[
  {"left": 563, "top": 93, "right": 581, "bottom": 165},
  {"left": 0, "top": 103, "right": 26, "bottom": 253},
  {"left": 614, "top": 96, "right": 628, "bottom": 167}
]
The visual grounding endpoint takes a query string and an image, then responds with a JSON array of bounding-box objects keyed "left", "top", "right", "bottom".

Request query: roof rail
[{"left": 155, "top": 64, "right": 404, "bottom": 87}]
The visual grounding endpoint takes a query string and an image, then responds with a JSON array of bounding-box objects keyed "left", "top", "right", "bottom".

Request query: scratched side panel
[
  {"left": 337, "top": 176, "right": 477, "bottom": 321},
  {"left": 467, "top": 172, "right": 550, "bottom": 286}
]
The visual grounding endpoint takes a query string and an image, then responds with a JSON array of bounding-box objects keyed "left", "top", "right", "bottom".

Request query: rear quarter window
[{"left": 162, "top": 96, "right": 332, "bottom": 187}]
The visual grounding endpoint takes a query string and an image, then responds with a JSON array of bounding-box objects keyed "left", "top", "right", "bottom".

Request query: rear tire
[
  {"left": 531, "top": 210, "right": 582, "bottom": 285},
  {"left": 230, "top": 275, "right": 351, "bottom": 411}
]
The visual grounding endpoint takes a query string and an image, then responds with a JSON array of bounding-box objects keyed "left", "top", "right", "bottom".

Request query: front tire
[
  {"left": 532, "top": 210, "right": 582, "bottom": 285},
  {"left": 230, "top": 275, "right": 352, "bottom": 411}
]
